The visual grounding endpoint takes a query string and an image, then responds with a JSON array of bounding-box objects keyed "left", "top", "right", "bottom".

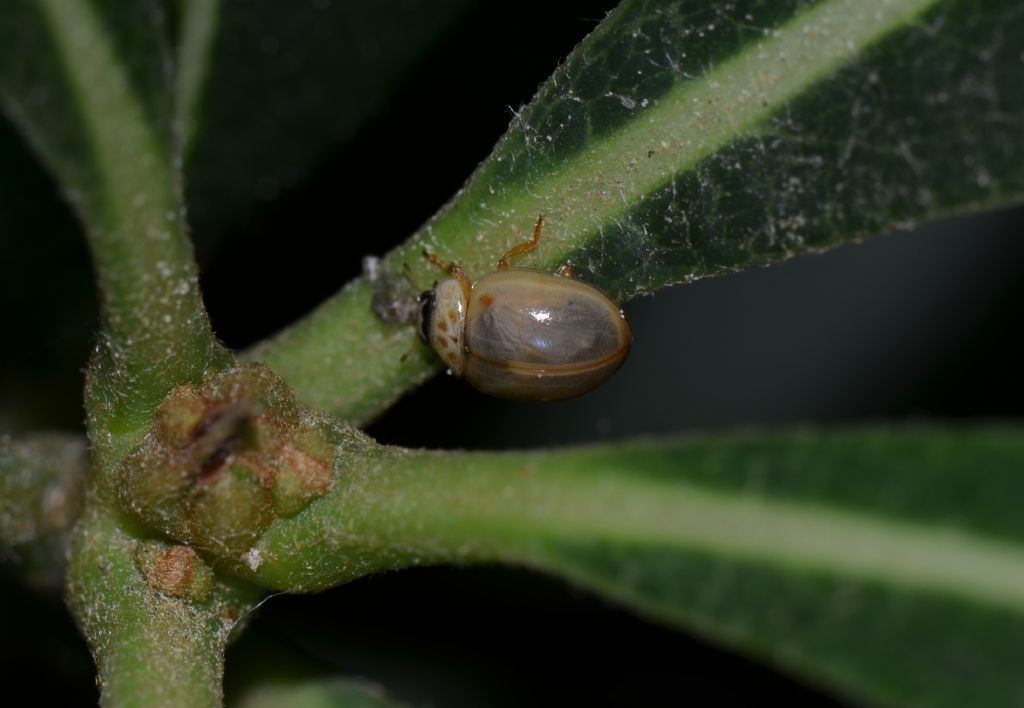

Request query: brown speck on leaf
[
  {"left": 479, "top": 294, "right": 495, "bottom": 308},
  {"left": 520, "top": 466, "right": 533, "bottom": 478}
]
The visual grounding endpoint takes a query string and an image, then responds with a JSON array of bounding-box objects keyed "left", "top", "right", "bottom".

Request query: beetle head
[{"left": 416, "top": 289, "right": 436, "bottom": 344}]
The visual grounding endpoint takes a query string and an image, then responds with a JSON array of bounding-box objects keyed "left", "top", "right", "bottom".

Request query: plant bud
[
  {"left": 187, "top": 454, "right": 274, "bottom": 555},
  {"left": 133, "top": 541, "right": 213, "bottom": 602},
  {"left": 272, "top": 444, "right": 333, "bottom": 516},
  {"left": 153, "top": 384, "right": 209, "bottom": 449},
  {"left": 119, "top": 364, "right": 344, "bottom": 560}
]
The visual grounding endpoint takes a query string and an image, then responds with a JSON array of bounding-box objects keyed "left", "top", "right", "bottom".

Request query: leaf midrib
[
  {"left": 505, "top": 480, "right": 1024, "bottom": 613},
  {"left": 396, "top": 461, "right": 1024, "bottom": 614},
  {"left": 403, "top": 0, "right": 940, "bottom": 276}
]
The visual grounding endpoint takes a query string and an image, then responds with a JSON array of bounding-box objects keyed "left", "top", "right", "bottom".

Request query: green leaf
[
  {"left": 178, "top": 0, "right": 474, "bottom": 244},
  {"left": 249, "top": 0, "right": 1024, "bottom": 424},
  {"left": 229, "top": 677, "right": 405, "bottom": 708},
  {"left": 0, "top": 0, "right": 230, "bottom": 451},
  {"left": 247, "top": 427, "right": 1024, "bottom": 707},
  {"left": 225, "top": 631, "right": 408, "bottom": 708}
]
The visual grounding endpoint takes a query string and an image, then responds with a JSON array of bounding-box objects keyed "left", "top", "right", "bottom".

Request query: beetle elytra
[{"left": 418, "top": 216, "right": 631, "bottom": 401}]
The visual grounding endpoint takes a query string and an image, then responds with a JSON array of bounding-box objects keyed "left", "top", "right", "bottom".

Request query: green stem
[
  {"left": 246, "top": 430, "right": 1024, "bottom": 615},
  {"left": 243, "top": 281, "right": 435, "bottom": 426},
  {"left": 36, "top": 0, "right": 229, "bottom": 442},
  {"left": 67, "top": 502, "right": 260, "bottom": 708}
]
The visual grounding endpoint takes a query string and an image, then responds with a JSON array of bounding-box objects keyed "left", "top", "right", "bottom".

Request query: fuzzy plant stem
[
  {"left": 1, "top": 3, "right": 242, "bottom": 704},
  {"left": 216, "top": 429, "right": 1024, "bottom": 615},
  {"left": 32, "top": 0, "right": 231, "bottom": 460},
  {"left": 68, "top": 504, "right": 261, "bottom": 708}
]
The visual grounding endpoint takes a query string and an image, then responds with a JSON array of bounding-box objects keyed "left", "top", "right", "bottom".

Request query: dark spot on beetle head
[{"left": 417, "top": 290, "right": 435, "bottom": 343}]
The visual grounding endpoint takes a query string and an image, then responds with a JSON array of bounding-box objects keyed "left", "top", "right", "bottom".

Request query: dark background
[{"left": 2, "top": 1, "right": 1022, "bottom": 705}]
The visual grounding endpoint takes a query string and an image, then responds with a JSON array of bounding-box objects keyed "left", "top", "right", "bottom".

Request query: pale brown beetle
[{"left": 418, "top": 216, "right": 632, "bottom": 401}]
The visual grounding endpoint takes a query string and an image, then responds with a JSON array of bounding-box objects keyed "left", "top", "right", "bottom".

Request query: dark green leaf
[
  {"left": 178, "top": 0, "right": 474, "bottom": 245},
  {"left": 252, "top": 0, "right": 1024, "bottom": 424},
  {"left": 402, "top": 0, "right": 1024, "bottom": 298},
  {"left": 249, "top": 427, "right": 1024, "bottom": 707},
  {"left": 230, "top": 677, "right": 405, "bottom": 708}
]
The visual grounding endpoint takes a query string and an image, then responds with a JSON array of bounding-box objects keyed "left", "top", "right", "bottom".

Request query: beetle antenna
[
  {"left": 423, "top": 248, "right": 452, "bottom": 274},
  {"left": 402, "top": 261, "right": 419, "bottom": 289}
]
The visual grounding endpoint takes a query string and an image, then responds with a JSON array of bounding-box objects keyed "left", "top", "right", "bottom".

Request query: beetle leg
[
  {"left": 497, "top": 215, "right": 544, "bottom": 270},
  {"left": 423, "top": 249, "right": 454, "bottom": 273},
  {"left": 450, "top": 263, "right": 472, "bottom": 300},
  {"left": 423, "top": 249, "right": 472, "bottom": 299},
  {"left": 555, "top": 260, "right": 576, "bottom": 279}
]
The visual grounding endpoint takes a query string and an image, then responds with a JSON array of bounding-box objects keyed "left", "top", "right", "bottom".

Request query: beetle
[{"left": 417, "top": 216, "right": 632, "bottom": 401}]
